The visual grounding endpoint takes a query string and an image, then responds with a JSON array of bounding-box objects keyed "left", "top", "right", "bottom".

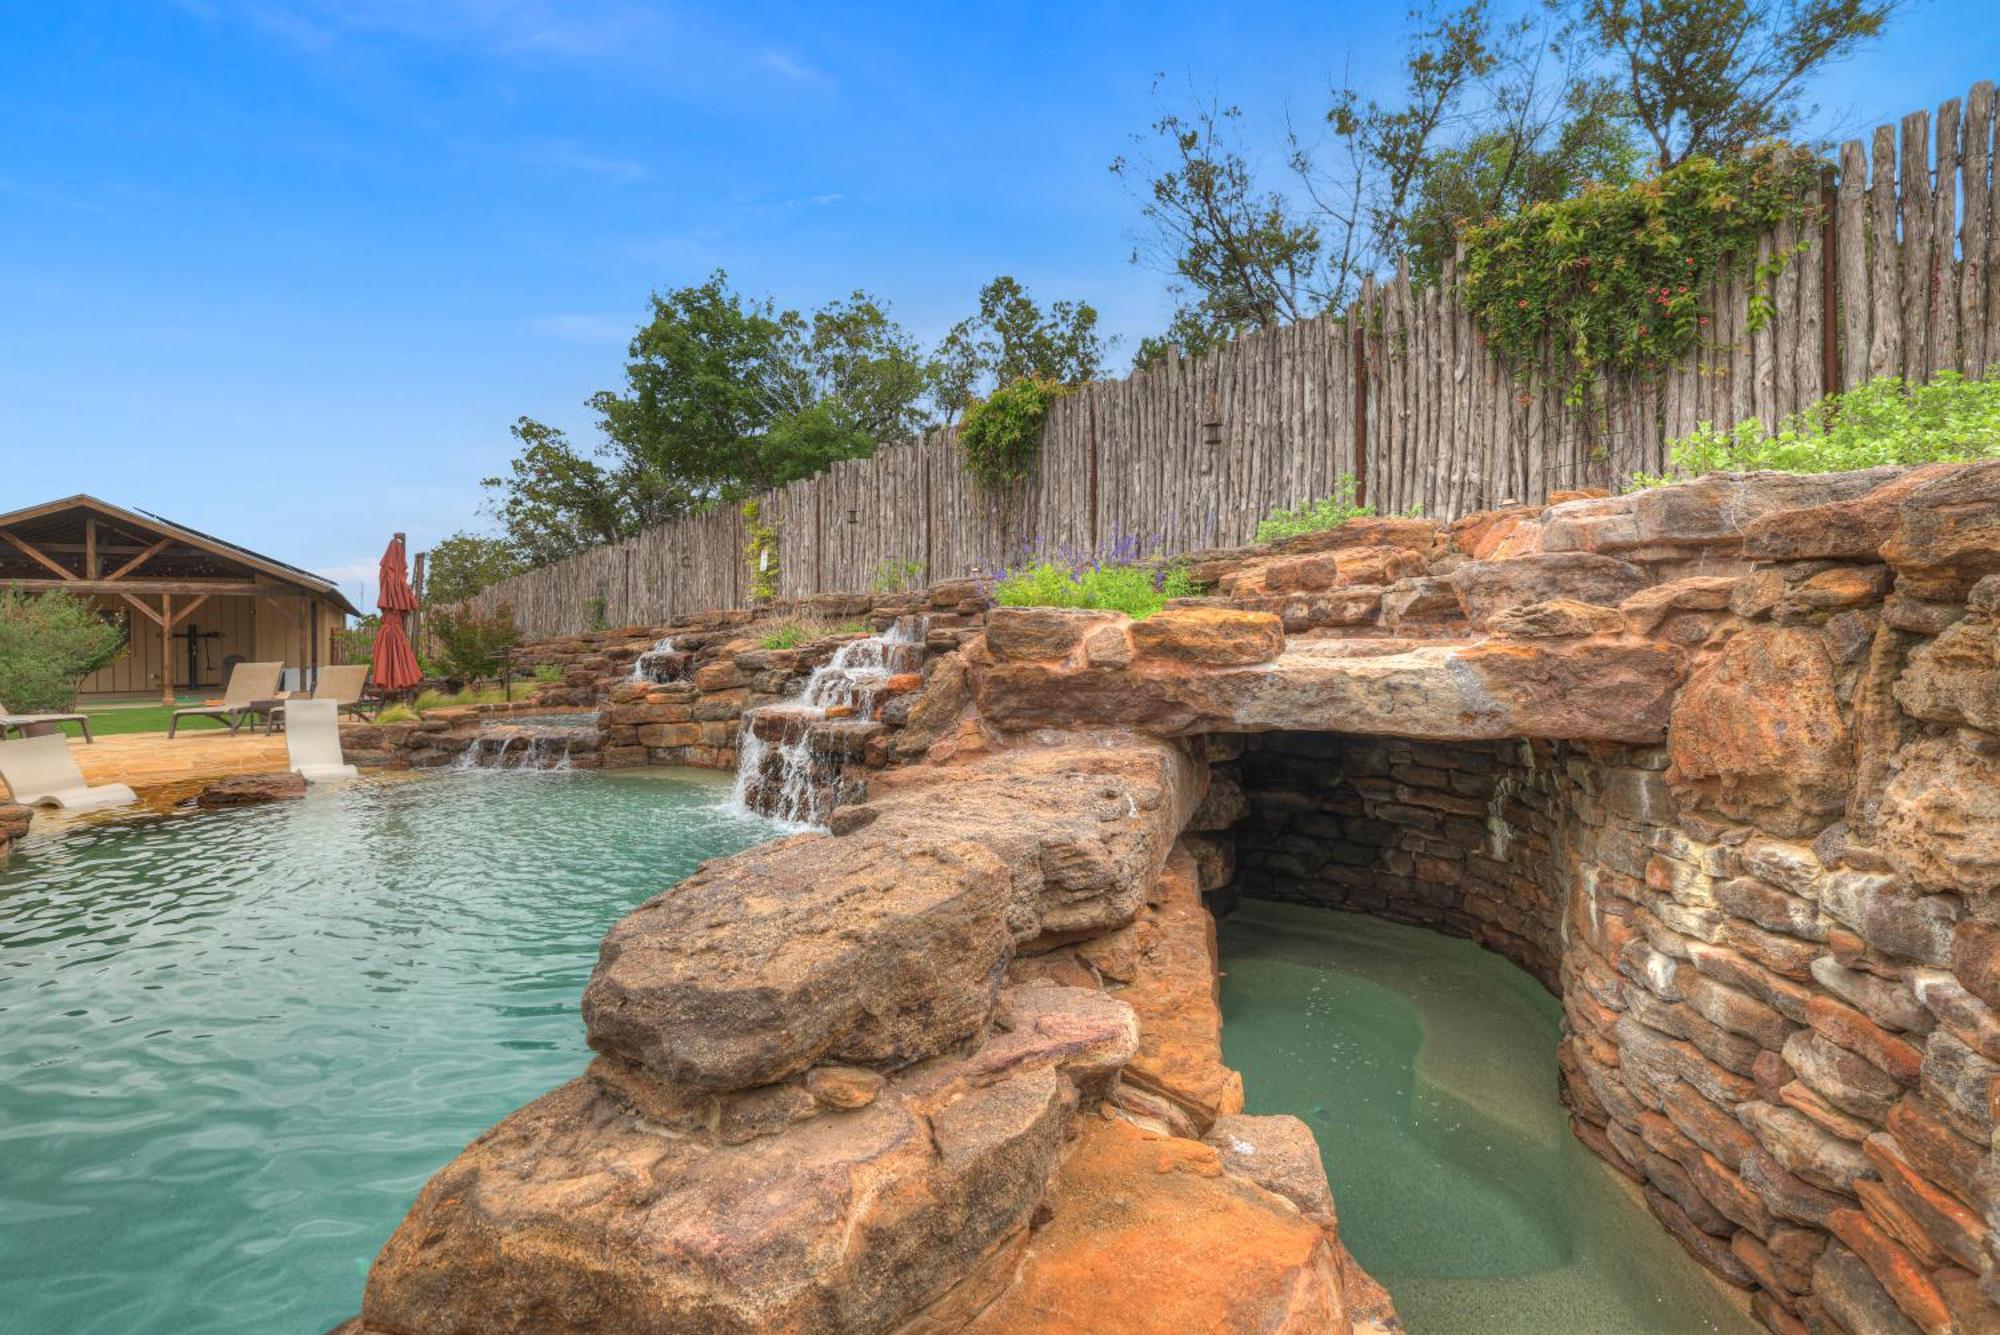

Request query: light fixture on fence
[
  {"left": 679, "top": 554, "right": 692, "bottom": 569},
  {"left": 845, "top": 507, "right": 858, "bottom": 525}
]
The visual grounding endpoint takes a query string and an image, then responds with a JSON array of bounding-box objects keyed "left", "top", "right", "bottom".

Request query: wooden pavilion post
[
  {"left": 160, "top": 593, "right": 173, "bottom": 705},
  {"left": 409, "top": 546, "right": 426, "bottom": 664}
]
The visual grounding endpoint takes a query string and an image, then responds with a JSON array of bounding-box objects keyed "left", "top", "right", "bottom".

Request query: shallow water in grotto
[
  {"left": 0, "top": 768, "right": 778, "bottom": 1335},
  {"left": 1219, "top": 900, "right": 1757, "bottom": 1335}
]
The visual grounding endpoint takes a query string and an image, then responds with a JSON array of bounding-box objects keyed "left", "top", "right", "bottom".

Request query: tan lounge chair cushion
[
  {"left": 285, "top": 700, "right": 357, "bottom": 782},
  {"left": 0, "top": 734, "right": 136, "bottom": 812}
]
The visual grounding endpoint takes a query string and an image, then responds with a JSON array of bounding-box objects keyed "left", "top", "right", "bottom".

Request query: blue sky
[{"left": 2, "top": 1, "right": 1995, "bottom": 608}]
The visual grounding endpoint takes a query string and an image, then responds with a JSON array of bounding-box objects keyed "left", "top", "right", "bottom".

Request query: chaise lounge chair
[
  {"left": 0, "top": 733, "right": 137, "bottom": 812},
  {"left": 0, "top": 700, "right": 95, "bottom": 743},
  {"left": 284, "top": 700, "right": 358, "bottom": 782},
  {"left": 264, "top": 664, "right": 376, "bottom": 731},
  {"left": 169, "top": 661, "right": 284, "bottom": 737}
]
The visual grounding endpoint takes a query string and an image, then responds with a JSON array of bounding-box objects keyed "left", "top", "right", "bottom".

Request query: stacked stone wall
[
  {"left": 510, "top": 581, "right": 988, "bottom": 773},
  {"left": 1221, "top": 733, "right": 1578, "bottom": 988}
]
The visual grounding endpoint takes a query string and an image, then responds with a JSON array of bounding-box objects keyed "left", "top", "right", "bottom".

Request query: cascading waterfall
[
  {"left": 729, "top": 617, "right": 926, "bottom": 826},
  {"left": 632, "top": 636, "right": 687, "bottom": 684},
  {"left": 449, "top": 714, "right": 594, "bottom": 771}
]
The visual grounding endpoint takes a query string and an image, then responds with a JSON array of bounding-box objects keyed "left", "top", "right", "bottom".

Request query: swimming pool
[
  {"left": 0, "top": 768, "right": 778, "bottom": 1334},
  {"left": 1219, "top": 900, "right": 1756, "bottom": 1335}
]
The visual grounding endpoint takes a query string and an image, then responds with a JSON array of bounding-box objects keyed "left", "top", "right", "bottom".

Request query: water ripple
[{"left": 0, "top": 768, "right": 777, "bottom": 1335}]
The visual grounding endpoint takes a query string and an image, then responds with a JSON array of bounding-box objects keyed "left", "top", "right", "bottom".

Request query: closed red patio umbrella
[{"left": 370, "top": 535, "right": 423, "bottom": 694}]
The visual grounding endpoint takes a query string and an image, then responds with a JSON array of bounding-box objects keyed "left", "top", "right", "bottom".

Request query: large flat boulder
[
  {"left": 583, "top": 830, "right": 1016, "bottom": 1090},
  {"left": 585, "top": 739, "right": 1196, "bottom": 1091},
  {"left": 859, "top": 740, "right": 1200, "bottom": 941},
  {"left": 958, "top": 1115, "right": 1352, "bottom": 1334},
  {"left": 1539, "top": 470, "right": 1904, "bottom": 556},
  {"left": 1882, "top": 460, "right": 2000, "bottom": 600},
  {"left": 1667, "top": 626, "right": 1852, "bottom": 836},
  {"left": 1448, "top": 552, "right": 1649, "bottom": 628},
  {"left": 1740, "top": 464, "right": 1967, "bottom": 561},
  {"left": 356, "top": 987, "right": 1137, "bottom": 1335},
  {"left": 975, "top": 636, "right": 1681, "bottom": 744}
]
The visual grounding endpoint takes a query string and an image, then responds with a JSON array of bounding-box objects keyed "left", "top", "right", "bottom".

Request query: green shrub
[
  {"left": 529, "top": 664, "right": 563, "bottom": 684},
  {"left": 1462, "top": 146, "right": 1820, "bottom": 399},
  {"left": 333, "top": 613, "right": 379, "bottom": 666},
  {"left": 757, "top": 618, "right": 872, "bottom": 650},
  {"left": 1159, "top": 565, "right": 1205, "bottom": 599},
  {"left": 1255, "top": 475, "right": 1376, "bottom": 542},
  {"left": 959, "top": 376, "right": 1065, "bottom": 486},
  {"left": 374, "top": 704, "right": 419, "bottom": 724},
  {"left": 869, "top": 557, "right": 925, "bottom": 592},
  {"left": 429, "top": 603, "right": 520, "bottom": 683},
  {"left": 409, "top": 682, "right": 532, "bottom": 714},
  {"left": 743, "top": 499, "right": 779, "bottom": 602},
  {"left": 991, "top": 562, "right": 1177, "bottom": 620},
  {"left": 0, "top": 590, "right": 127, "bottom": 713},
  {"left": 1633, "top": 373, "right": 2000, "bottom": 487}
]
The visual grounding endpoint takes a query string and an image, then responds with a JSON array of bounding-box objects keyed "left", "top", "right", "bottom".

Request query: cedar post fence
[{"left": 468, "top": 79, "right": 1999, "bottom": 639}]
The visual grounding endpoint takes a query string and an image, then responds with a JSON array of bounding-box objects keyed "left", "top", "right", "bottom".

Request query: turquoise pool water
[
  {"left": 1218, "top": 900, "right": 1756, "bottom": 1335},
  {"left": 0, "top": 769, "right": 777, "bottom": 1335}
]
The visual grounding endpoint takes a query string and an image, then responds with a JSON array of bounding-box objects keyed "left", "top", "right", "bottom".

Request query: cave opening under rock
[
  {"left": 1203, "top": 729, "right": 1637, "bottom": 992},
  {"left": 1196, "top": 729, "right": 1758, "bottom": 1333}
]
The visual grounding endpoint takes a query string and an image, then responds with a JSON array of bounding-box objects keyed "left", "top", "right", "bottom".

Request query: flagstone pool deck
[{"left": 70, "top": 730, "right": 298, "bottom": 794}]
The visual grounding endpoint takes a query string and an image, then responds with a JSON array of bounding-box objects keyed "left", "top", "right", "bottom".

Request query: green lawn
[{"left": 46, "top": 703, "right": 234, "bottom": 738}]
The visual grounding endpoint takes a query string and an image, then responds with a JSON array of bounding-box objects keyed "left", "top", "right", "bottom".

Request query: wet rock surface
[
  {"left": 0, "top": 800, "right": 29, "bottom": 860},
  {"left": 193, "top": 771, "right": 309, "bottom": 807}
]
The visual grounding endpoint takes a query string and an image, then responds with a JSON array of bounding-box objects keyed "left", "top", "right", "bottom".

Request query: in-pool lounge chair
[
  {"left": 264, "top": 665, "right": 375, "bottom": 731},
  {"left": 169, "top": 661, "right": 284, "bottom": 737},
  {"left": 0, "top": 734, "right": 137, "bottom": 812},
  {"left": 285, "top": 700, "right": 358, "bottom": 782},
  {"left": 0, "top": 701, "right": 95, "bottom": 743}
]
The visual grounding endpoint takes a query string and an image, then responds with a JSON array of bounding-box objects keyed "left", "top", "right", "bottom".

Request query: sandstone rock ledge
[{"left": 343, "top": 737, "right": 1393, "bottom": 1334}]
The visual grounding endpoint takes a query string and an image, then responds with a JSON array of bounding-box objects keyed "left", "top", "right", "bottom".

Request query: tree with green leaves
[
  {"left": 1122, "top": 3, "right": 1636, "bottom": 363},
  {"left": 484, "top": 272, "right": 938, "bottom": 557},
  {"left": 429, "top": 603, "right": 520, "bottom": 684},
  {"left": 932, "top": 276, "right": 1107, "bottom": 423},
  {"left": 482, "top": 417, "right": 633, "bottom": 566},
  {"left": 1112, "top": 95, "right": 1324, "bottom": 353},
  {"left": 0, "top": 590, "right": 127, "bottom": 713},
  {"left": 1575, "top": 0, "right": 1902, "bottom": 166},
  {"left": 422, "top": 532, "right": 524, "bottom": 605},
  {"left": 589, "top": 272, "right": 790, "bottom": 518},
  {"left": 759, "top": 292, "right": 931, "bottom": 467},
  {"left": 1119, "top": 0, "right": 1897, "bottom": 364}
]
